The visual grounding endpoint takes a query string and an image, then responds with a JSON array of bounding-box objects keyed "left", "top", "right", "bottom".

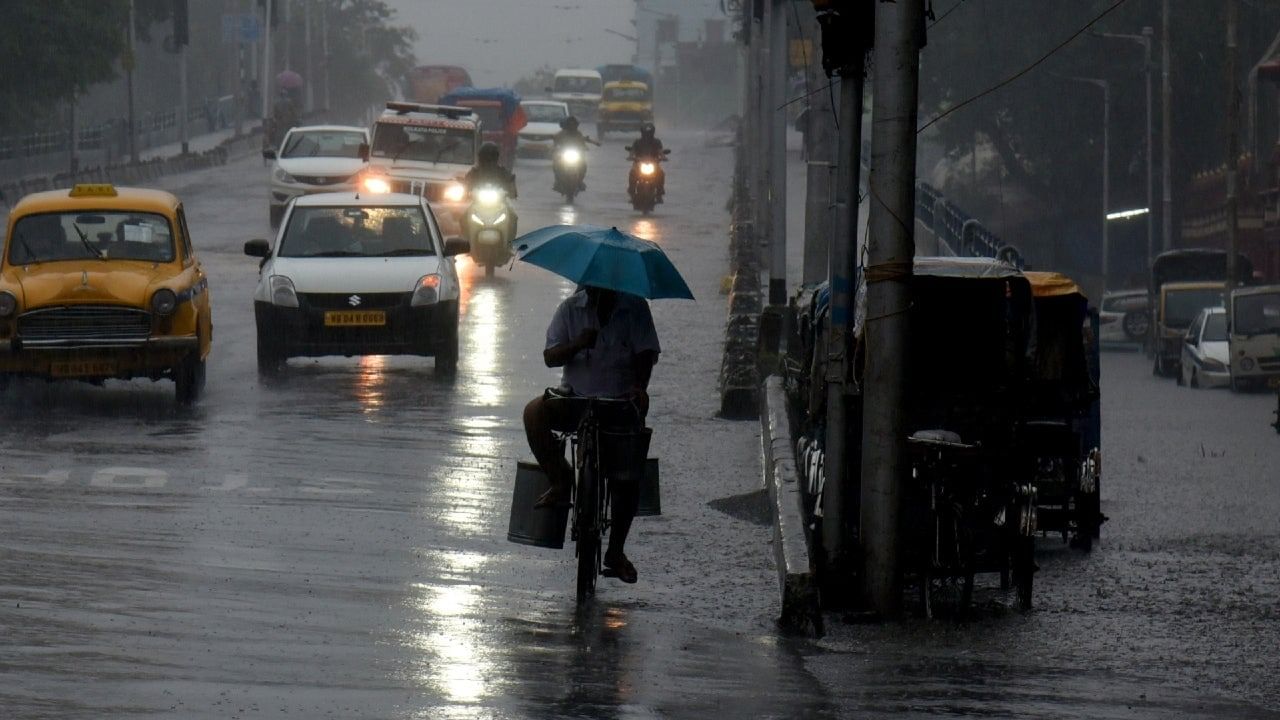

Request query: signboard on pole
[{"left": 222, "top": 13, "right": 260, "bottom": 44}]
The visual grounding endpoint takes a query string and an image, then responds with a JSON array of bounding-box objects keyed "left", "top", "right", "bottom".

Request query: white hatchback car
[
  {"left": 264, "top": 125, "right": 369, "bottom": 228},
  {"left": 244, "top": 192, "right": 469, "bottom": 376},
  {"left": 517, "top": 100, "right": 570, "bottom": 157},
  {"left": 1179, "top": 306, "right": 1230, "bottom": 389}
]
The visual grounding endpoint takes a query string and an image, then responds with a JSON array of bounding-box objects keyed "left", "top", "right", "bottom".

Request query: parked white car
[
  {"left": 1099, "top": 288, "right": 1149, "bottom": 345},
  {"left": 264, "top": 125, "right": 368, "bottom": 227},
  {"left": 1179, "top": 306, "right": 1230, "bottom": 389},
  {"left": 1228, "top": 284, "right": 1280, "bottom": 392},
  {"left": 243, "top": 192, "right": 470, "bottom": 377},
  {"left": 518, "top": 100, "right": 570, "bottom": 157}
]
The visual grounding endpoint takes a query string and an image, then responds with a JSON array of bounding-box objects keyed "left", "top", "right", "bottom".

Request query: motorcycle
[
  {"left": 553, "top": 142, "right": 588, "bottom": 203},
  {"left": 626, "top": 147, "right": 670, "bottom": 214},
  {"left": 462, "top": 185, "right": 515, "bottom": 278}
]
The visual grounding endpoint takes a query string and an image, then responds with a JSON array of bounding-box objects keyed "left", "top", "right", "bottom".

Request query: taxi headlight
[
  {"left": 411, "top": 274, "right": 441, "bottom": 306},
  {"left": 560, "top": 148, "right": 582, "bottom": 165},
  {"left": 0, "top": 291, "right": 16, "bottom": 318},
  {"left": 476, "top": 187, "right": 502, "bottom": 206},
  {"left": 362, "top": 176, "right": 391, "bottom": 194},
  {"left": 640, "top": 162, "right": 656, "bottom": 176},
  {"left": 443, "top": 183, "right": 467, "bottom": 203},
  {"left": 273, "top": 168, "right": 297, "bottom": 184},
  {"left": 151, "top": 289, "right": 177, "bottom": 316},
  {"left": 1240, "top": 357, "right": 1256, "bottom": 372},
  {"left": 269, "top": 275, "right": 299, "bottom": 308}
]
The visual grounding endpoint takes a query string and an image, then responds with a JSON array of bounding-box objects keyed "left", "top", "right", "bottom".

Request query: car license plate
[
  {"left": 50, "top": 360, "right": 116, "bottom": 377},
  {"left": 324, "top": 310, "right": 386, "bottom": 327}
]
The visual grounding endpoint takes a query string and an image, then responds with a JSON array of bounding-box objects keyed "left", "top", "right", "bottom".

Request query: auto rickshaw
[
  {"left": 851, "top": 257, "right": 1039, "bottom": 614},
  {"left": 1021, "top": 271, "right": 1103, "bottom": 551},
  {"left": 439, "top": 87, "right": 527, "bottom": 168}
]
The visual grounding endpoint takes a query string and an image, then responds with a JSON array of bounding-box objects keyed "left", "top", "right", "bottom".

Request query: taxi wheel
[{"left": 175, "top": 353, "right": 206, "bottom": 405}]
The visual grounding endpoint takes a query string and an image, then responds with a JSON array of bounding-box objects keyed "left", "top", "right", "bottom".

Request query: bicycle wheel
[{"left": 575, "top": 443, "right": 601, "bottom": 604}]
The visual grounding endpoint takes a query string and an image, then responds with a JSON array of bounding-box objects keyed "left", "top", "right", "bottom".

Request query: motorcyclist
[
  {"left": 464, "top": 141, "right": 518, "bottom": 236},
  {"left": 627, "top": 123, "right": 666, "bottom": 202},
  {"left": 266, "top": 89, "right": 298, "bottom": 150},
  {"left": 552, "top": 116, "right": 599, "bottom": 191}
]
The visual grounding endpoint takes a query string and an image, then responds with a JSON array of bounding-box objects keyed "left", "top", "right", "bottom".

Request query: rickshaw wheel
[{"left": 1012, "top": 537, "right": 1036, "bottom": 610}]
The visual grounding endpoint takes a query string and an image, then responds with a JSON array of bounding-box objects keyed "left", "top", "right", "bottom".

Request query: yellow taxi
[{"left": 0, "top": 184, "right": 212, "bottom": 403}]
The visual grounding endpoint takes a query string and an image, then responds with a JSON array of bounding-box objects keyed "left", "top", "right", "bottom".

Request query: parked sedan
[
  {"left": 1179, "top": 306, "right": 1230, "bottom": 388},
  {"left": 517, "top": 100, "right": 569, "bottom": 157},
  {"left": 264, "top": 125, "right": 369, "bottom": 227},
  {"left": 1099, "top": 288, "right": 1149, "bottom": 345},
  {"left": 244, "top": 191, "right": 469, "bottom": 377}
]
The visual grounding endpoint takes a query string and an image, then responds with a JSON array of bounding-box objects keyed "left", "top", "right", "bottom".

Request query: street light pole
[
  {"left": 1095, "top": 29, "right": 1155, "bottom": 270},
  {"left": 1162, "top": 0, "right": 1173, "bottom": 252},
  {"left": 1062, "top": 76, "right": 1111, "bottom": 287}
]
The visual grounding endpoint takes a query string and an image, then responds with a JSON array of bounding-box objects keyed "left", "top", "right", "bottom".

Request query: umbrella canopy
[
  {"left": 276, "top": 69, "right": 304, "bottom": 90},
  {"left": 514, "top": 225, "right": 694, "bottom": 300}
]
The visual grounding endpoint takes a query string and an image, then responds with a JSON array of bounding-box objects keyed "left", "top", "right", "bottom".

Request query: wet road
[{"left": 2, "top": 133, "right": 1279, "bottom": 718}]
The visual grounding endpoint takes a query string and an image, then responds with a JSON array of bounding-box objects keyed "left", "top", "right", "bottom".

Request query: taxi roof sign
[{"left": 69, "top": 183, "right": 119, "bottom": 198}]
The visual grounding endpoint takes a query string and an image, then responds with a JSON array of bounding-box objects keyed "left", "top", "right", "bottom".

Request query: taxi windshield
[
  {"left": 279, "top": 206, "right": 436, "bottom": 258},
  {"left": 604, "top": 87, "right": 649, "bottom": 101},
  {"left": 1234, "top": 292, "right": 1280, "bottom": 336},
  {"left": 9, "top": 211, "right": 175, "bottom": 264},
  {"left": 371, "top": 122, "right": 475, "bottom": 165},
  {"left": 281, "top": 130, "right": 366, "bottom": 159}
]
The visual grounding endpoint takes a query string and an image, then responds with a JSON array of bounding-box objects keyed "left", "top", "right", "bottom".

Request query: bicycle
[{"left": 545, "top": 389, "right": 645, "bottom": 604}]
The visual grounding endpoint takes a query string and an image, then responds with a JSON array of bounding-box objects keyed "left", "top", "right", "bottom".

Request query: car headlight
[
  {"left": 1240, "top": 357, "right": 1256, "bottom": 371},
  {"left": 476, "top": 187, "right": 502, "bottom": 206},
  {"left": 151, "top": 288, "right": 177, "bottom": 316},
  {"left": 0, "top": 291, "right": 16, "bottom": 318},
  {"left": 639, "top": 162, "right": 656, "bottom": 176},
  {"left": 411, "top": 274, "right": 441, "bottom": 306},
  {"left": 274, "top": 168, "right": 297, "bottom": 184},
  {"left": 560, "top": 148, "right": 582, "bottom": 165},
  {"left": 443, "top": 183, "right": 467, "bottom": 203},
  {"left": 362, "top": 176, "right": 391, "bottom": 194},
  {"left": 269, "top": 275, "right": 299, "bottom": 308}
]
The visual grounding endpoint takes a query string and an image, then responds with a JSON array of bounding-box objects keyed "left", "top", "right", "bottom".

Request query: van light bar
[{"left": 1106, "top": 207, "right": 1150, "bottom": 221}]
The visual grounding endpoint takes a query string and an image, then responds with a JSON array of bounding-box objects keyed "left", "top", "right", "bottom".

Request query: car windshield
[
  {"left": 281, "top": 130, "right": 365, "bottom": 159},
  {"left": 604, "top": 87, "right": 649, "bottom": 101},
  {"left": 9, "top": 211, "right": 175, "bottom": 264},
  {"left": 1203, "top": 313, "right": 1228, "bottom": 342},
  {"left": 279, "top": 206, "right": 436, "bottom": 258},
  {"left": 1233, "top": 292, "right": 1280, "bottom": 335},
  {"left": 370, "top": 122, "right": 475, "bottom": 165},
  {"left": 1165, "top": 288, "right": 1225, "bottom": 327},
  {"left": 524, "top": 104, "right": 567, "bottom": 123},
  {"left": 555, "top": 76, "right": 601, "bottom": 94}
]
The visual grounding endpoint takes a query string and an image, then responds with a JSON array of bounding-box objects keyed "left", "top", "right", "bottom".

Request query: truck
[
  {"left": 406, "top": 66, "right": 473, "bottom": 104},
  {"left": 1148, "top": 248, "right": 1253, "bottom": 377},
  {"left": 550, "top": 69, "right": 603, "bottom": 121}
]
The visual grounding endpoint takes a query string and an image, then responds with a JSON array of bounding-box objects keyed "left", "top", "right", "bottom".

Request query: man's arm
[
  {"left": 632, "top": 350, "right": 658, "bottom": 391},
  {"left": 544, "top": 328, "right": 596, "bottom": 368}
]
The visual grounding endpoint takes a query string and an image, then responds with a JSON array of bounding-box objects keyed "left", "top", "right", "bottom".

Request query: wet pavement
[{"left": 1, "top": 133, "right": 1279, "bottom": 718}]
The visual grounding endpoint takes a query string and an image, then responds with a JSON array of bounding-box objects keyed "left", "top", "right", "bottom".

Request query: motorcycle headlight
[
  {"left": 269, "top": 275, "right": 299, "bottom": 308},
  {"left": 560, "top": 148, "right": 582, "bottom": 165},
  {"left": 476, "top": 187, "right": 502, "bottom": 206},
  {"left": 444, "top": 183, "right": 467, "bottom": 203},
  {"left": 493, "top": 213, "right": 507, "bottom": 226},
  {"left": 362, "top": 176, "right": 391, "bottom": 194},
  {"left": 639, "top": 162, "right": 656, "bottom": 176},
  {"left": 470, "top": 213, "right": 485, "bottom": 226},
  {"left": 1240, "top": 357, "right": 1256, "bottom": 372},
  {"left": 274, "top": 168, "right": 297, "bottom": 184},
  {"left": 0, "top": 291, "right": 17, "bottom": 318},
  {"left": 151, "top": 288, "right": 177, "bottom": 316},
  {"left": 411, "top": 274, "right": 441, "bottom": 306}
]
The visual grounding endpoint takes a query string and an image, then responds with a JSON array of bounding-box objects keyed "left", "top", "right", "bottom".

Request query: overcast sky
[{"left": 383, "top": 0, "right": 637, "bottom": 88}]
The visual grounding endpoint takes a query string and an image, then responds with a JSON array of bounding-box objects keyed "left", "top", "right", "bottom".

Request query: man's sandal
[{"left": 602, "top": 553, "right": 638, "bottom": 584}]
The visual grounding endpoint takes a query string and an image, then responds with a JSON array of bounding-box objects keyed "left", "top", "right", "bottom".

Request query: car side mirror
[
  {"left": 444, "top": 237, "right": 470, "bottom": 257},
  {"left": 244, "top": 239, "right": 271, "bottom": 258},
  {"left": 261, "top": 148, "right": 277, "bottom": 160},
  {"left": 358, "top": 142, "right": 370, "bottom": 161}
]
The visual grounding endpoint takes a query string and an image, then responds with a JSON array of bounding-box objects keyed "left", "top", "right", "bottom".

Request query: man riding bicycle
[{"left": 523, "top": 285, "right": 660, "bottom": 584}]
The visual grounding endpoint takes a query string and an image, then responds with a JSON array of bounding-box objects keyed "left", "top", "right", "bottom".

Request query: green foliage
[
  {"left": 0, "top": 0, "right": 130, "bottom": 126},
  {"left": 919, "top": 0, "right": 1280, "bottom": 263},
  {"left": 319, "top": 0, "right": 417, "bottom": 120}
]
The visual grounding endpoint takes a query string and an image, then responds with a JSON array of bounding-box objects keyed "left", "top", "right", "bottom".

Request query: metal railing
[{"left": 915, "top": 181, "right": 1024, "bottom": 268}]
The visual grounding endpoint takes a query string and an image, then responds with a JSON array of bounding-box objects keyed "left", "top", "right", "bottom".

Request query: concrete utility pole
[
  {"left": 860, "top": 0, "right": 925, "bottom": 617},
  {"left": 822, "top": 57, "right": 866, "bottom": 595},
  {"left": 261, "top": 0, "right": 274, "bottom": 123},
  {"left": 304, "top": 0, "right": 314, "bottom": 114},
  {"left": 767, "top": 0, "right": 789, "bottom": 305},
  {"left": 127, "top": 0, "right": 138, "bottom": 164},
  {"left": 1162, "top": 0, "right": 1173, "bottom": 252},
  {"left": 756, "top": 1, "right": 772, "bottom": 260},
  {"left": 1226, "top": 0, "right": 1240, "bottom": 291},
  {"left": 801, "top": 8, "right": 835, "bottom": 284},
  {"left": 321, "top": 1, "right": 330, "bottom": 112},
  {"left": 179, "top": 44, "right": 190, "bottom": 154},
  {"left": 1096, "top": 28, "right": 1156, "bottom": 270}
]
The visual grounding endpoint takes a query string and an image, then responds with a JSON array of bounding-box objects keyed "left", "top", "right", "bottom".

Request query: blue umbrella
[{"left": 513, "top": 225, "right": 695, "bottom": 300}]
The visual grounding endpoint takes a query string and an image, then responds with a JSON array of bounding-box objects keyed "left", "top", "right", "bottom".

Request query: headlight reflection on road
[
  {"left": 558, "top": 205, "right": 577, "bottom": 225},
  {"left": 462, "top": 285, "right": 503, "bottom": 408},
  {"left": 631, "top": 219, "right": 659, "bottom": 243},
  {"left": 353, "top": 354, "right": 387, "bottom": 415},
  {"left": 409, "top": 550, "right": 494, "bottom": 712}
]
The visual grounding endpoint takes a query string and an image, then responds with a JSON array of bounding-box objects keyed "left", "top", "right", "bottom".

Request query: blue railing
[{"left": 915, "top": 181, "right": 1023, "bottom": 268}]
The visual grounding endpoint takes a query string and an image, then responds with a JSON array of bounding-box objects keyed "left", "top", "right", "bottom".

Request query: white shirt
[{"left": 545, "top": 289, "right": 661, "bottom": 398}]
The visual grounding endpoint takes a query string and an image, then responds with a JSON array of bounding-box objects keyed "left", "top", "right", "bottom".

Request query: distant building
[{"left": 633, "top": 0, "right": 728, "bottom": 74}]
